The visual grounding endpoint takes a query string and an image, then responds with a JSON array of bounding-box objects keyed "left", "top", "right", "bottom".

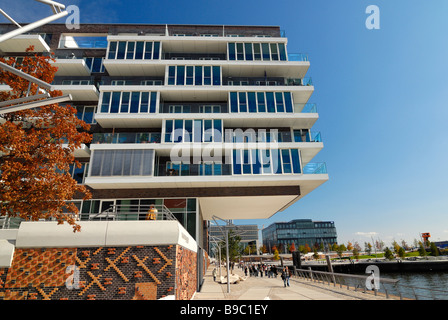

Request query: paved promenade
[{"left": 192, "top": 265, "right": 392, "bottom": 300}]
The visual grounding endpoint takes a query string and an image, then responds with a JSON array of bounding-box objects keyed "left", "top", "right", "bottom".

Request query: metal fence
[
  {"left": 88, "top": 204, "right": 178, "bottom": 221},
  {"left": 292, "top": 268, "right": 448, "bottom": 300}
]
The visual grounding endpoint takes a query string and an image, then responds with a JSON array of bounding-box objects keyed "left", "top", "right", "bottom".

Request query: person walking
[
  {"left": 213, "top": 267, "right": 217, "bottom": 282},
  {"left": 281, "top": 267, "right": 290, "bottom": 287}
]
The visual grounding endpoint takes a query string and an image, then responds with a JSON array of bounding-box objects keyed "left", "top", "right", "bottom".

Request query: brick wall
[{"left": 0, "top": 244, "right": 197, "bottom": 300}]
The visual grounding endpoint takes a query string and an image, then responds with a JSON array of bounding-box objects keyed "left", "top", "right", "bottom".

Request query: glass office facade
[{"left": 262, "top": 219, "right": 337, "bottom": 251}]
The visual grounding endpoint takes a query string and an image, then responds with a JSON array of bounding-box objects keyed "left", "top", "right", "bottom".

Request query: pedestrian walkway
[{"left": 192, "top": 265, "right": 391, "bottom": 300}]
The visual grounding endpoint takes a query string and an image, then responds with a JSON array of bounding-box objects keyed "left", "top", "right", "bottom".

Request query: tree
[
  {"left": 346, "top": 241, "right": 353, "bottom": 251},
  {"left": 365, "top": 242, "right": 372, "bottom": 255},
  {"left": 418, "top": 241, "right": 427, "bottom": 257},
  {"left": 429, "top": 242, "right": 439, "bottom": 257},
  {"left": 289, "top": 242, "right": 296, "bottom": 253},
  {"left": 0, "top": 48, "right": 92, "bottom": 232},
  {"left": 398, "top": 247, "right": 405, "bottom": 259},
  {"left": 273, "top": 249, "right": 280, "bottom": 261},
  {"left": 219, "top": 229, "right": 242, "bottom": 262},
  {"left": 384, "top": 247, "right": 394, "bottom": 260},
  {"left": 337, "top": 244, "right": 347, "bottom": 259}
]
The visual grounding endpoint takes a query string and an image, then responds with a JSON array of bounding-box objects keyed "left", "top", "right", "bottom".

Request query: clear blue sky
[{"left": 3, "top": 0, "right": 448, "bottom": 246}]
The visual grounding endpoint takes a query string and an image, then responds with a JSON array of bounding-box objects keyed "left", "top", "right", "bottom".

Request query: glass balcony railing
[
  {"left": 287, "top": 53, "right": 309, "bottom": 62},
  {"left": 286, "top": 77, "right": 313, "bottom": 86},
  {"left": 294, "top": 103, "right": 317, "bottom": 113},
  {"left": 303, "top": 162, "right": 327, "bottom": 174},
  {"left": 92, "top": 132, "right": 161, "bottom": 144}
]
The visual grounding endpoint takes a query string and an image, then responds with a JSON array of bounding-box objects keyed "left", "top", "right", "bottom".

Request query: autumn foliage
[{"left": 0, "top": 46, "right": 91, "bottom": 232}]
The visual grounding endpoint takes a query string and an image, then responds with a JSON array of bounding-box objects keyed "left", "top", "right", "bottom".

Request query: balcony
[
  {"left": 92, "top": 132, "right": 161, "bottom": 144},
  {"left": 52, "top": 81, "right": 100, "bottom": 101},
  {"left": 0, "top": 34, "right": 50, "bottom": 53},
  {"left": 155, "top": 163, "right": 232, "bottom": 177},
  {"left": 52, "top": 57, "right": 91, "bottom": 77}
]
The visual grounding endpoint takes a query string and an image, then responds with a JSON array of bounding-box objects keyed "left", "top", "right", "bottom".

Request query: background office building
[
  {"left": 0, "top": 23, "right": 328, "bottom": 300},
  {"left": 208, "top": 223, "right": 260, "bottom": 257},
  {"left": 262, "top": 219, "right": 337, "bottom": 252}
]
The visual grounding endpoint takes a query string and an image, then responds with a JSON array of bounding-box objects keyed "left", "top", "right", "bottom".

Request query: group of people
[{"left": 241, "top": 263, "right": 291, "bottom": 287}]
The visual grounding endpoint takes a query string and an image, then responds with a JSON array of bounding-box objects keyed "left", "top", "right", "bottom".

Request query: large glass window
[
  {"left": 228, "top": 42, "right": 288, "bottom": 61},
  {"left": 167, "top": 65, "right": 220, "bottom": 86},
  {"left": 231, "top": 148, "right": 301, "bottom": 175},
  {"left": 107, "top": 41, "right": 161, "bottom": 60},
  {"left": 90, "top": 149, "right": 155, "bottom": 177},
  {"left": 164, "top": 119, "right": 222, "bottom": 143},
  {"left": 99, "top": 91, "right": 158, "bottom": 113},
  {"left": 229, "top": 92, "right": 293, "bottom": 113}
]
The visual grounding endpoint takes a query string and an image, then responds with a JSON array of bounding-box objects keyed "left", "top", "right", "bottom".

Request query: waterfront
[{"left": 380, "top": 271, "right": 448, "bottom": 300}]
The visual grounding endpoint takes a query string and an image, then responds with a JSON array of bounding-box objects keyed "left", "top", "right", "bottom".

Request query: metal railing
[
  {"left": 88, "top": 204, "right": 177, "bottom": 221},
  {"left": 292, "top": 268, "right": 448, "bottom": 300}
]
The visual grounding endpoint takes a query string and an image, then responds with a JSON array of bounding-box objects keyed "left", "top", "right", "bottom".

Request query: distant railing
[
  {"left": 294, "top": 103, "right": 317, "bottom": 113},
  {"left": 88, "top": 204, "right": 177, "bottom": 221},
  {"left": 288, "top": 53, "right": 309, "bottom": 62},
  {"left": 92, "top": 132, "right": 161, "bottom": 144},
  {"left": 292, "top": 268, "right": 448, "bottom": 300},
  {"left": 155, "top": 163, "right": 232, "bottom": 177},
  {"left": 303, "top": 162, "right": 327, "bottom": 174}
]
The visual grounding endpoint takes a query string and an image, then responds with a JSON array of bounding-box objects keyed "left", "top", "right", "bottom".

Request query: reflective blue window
[
  {"left": 168, "top": 66, "right": 176, "bottom": 85},
  {"left": 174, "top": 120, "right": 183, "bottom": 142},
  {"left": 185, "top": 120, "right": 193, "bottom": 142},
  {"left": 126, "top": 42, "right": 135, "bottom": 59},
  {"left": 120, "top": 92, "right": 130, "bottom": 113},
  {"left": 230, "top": 92, "right": 238, "bottom": 113},
  {"left": 135, "top": 42, "right": 144, "bottom": 59},
  {"left": 228, "top": 43, "right": 236, "bottom": 60},
  {"left": 117, "top": 42, "right": 126, "bottom": 60},
  {"left": 186, "top": 66, "right": 194, "bottom": 85},
  {"left": 153, "top": 42, "right": 160, "bottom": 59},
  {"left": 275, "top": 92, "right": 284, "bottom": 112},
  {"left": 239, "top": 92, "right": 247, "bottom": 112},
  {"left": 282, "top": 149, "right": 292, "bottom": 173},
  {"left": 140, "top": 92, "right": 149, "bottom": 113},
  {"left": 214, "top": 119, "right": 222, "bottom": 142},
  {"left": 284, "top": 92, "right": 293, "bottom": 113},
  {"left": 165, "top": 120, "right": 173, "bottom": 143},
  {"left": 212, "top": 66, "right": 221, "bottom": 85},
  {"left": 266, "top": 92, "right": 275, "bottom": 113},
  {"left": 150, "top": 92, "right": 157, "bottom": 113},
  {"left": 144, "top": 42, "right": 153, "bottom": 59},
  {"left": 101, "top": 92, "right": 111, "bottom": 113},
  {"left": 108, "top": 41, "right": 117, "bottom": 59},
  {"left": 204, "top": 66, "right": 211, "bottom": 85},
  {"left": 110, "top": 92, "right": 121, "bottom": 113},
  {"left": 262, "top": 43, "right": 270, "bottom": 60},
  {"left": 291, "top": 149, "right": 301, "bottom": 173},
  {"left": 195, "top": 66, "right": 202, "bottom": 85},
  {"left": 233, "top": 150, "right": 242, "bottom": 175},
  {"left": 244, "top": 43, "right": 253, "bottom": 61},
  {"left": 257, "top": 92, "right": 266, "bottom": 112},
  {"left": 130, "top": 92, "right": 140, "bottom": 113},
  {"left": 248, "top": 92, "right": 257, "bottom": 113},
  {"left": 278, "top": 43, "right": 287, "bottom": 61},
  {"left": 176, "top": 66, "right": 185, "bottom": 85}
]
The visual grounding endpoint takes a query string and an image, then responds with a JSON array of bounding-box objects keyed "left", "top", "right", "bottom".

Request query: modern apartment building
[
  {"left": 262, "top": 219, "right": 337, "bottom": 252},
  {"left": 0, "top": 23, "right": 328, "bottom": 300}
]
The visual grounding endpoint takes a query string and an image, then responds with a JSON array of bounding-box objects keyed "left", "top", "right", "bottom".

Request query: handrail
[
  {"left": 87, "top": 204, "right": 177, "bottom": 221},
  {"left": 292, "top": 267, "right": 448, "bottom": 300}
]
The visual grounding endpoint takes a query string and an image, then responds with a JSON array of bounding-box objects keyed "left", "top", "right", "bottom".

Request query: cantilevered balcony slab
[
  {"left": 52, "top": 85, "right": 99, "bottom": 101},
  {"left": 94, "top": 110, "right": 318, "bottom": 129},
  {"left": 0, "top": 34, "right": 50, "bottom": 53},
  {"left": 52, "top": 59, "right": 91, "bottom": 76}
]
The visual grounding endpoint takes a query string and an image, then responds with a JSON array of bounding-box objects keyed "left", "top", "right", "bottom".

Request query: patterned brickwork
[
  {"left": 0, "top": 245, "right": 198, "bottom": 300},
  {"left": 175, "top": 246, "right": 197, "bottom": 300}
]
